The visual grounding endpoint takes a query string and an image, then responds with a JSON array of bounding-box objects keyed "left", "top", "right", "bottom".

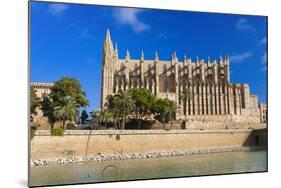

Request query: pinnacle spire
[
  {"left": 126, "top": 49, "right": 130, "bottom": 61},
  {"left": 219, "top": 55, "right": 223, "bottom": 65},
  {"left": 114, "top": 43, "right": 118, "bottom": 57},
  {"left": 155, "top": 51, "right": 159, "bottom": 60},
  {"left": 225, "top": 55, "right": 229, "bottom": 65},
  {"left": 105, "top": 28, "right": 111, "bottom": 43},
  {"left": 196, "top": 56, "right": 200, "bottom": 66},
  {"left": 207, "top": 56, "right": 211, "bottom": 66},
  {"left": 214, "top": 59, "right": 217, "bottom": 65},
  {"left": 184, "top": 55, "right": 187, "bottom": 65},
  {"left": 141, "top": 50, "right": 144, "bottom": 61}
]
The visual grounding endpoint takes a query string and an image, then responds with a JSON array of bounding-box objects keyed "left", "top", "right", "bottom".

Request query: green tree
[
  {"left": 50, "top": 77, "right": 89, "bottom": 108},
  {"left": 154, "top": 98, "right": 170, "bottom": 129},
  {"left": 180, "top": 88, "right": 192, "bottom": 129},
  {"left": 53, "top": 96, "right": 80, "bottom": 129},
  {"left": 104, "top": 95, "right": 115, "bottom": 109},
  {"left": 110, "top": 108, "right": 121, "bottom": 130},
  {"left": 30, "top": 86, "right": 40, "bottom": 116},
  {"left": 113, "top": 90, "right": 135, "bottom": 130},
  {"left": 90, "top": 109, "right": 99, "bottom": 128},
  {"left": 104, "top": 95, "right": 122, "bottom": 129},
  {"left": 97, "top": 109, "right": 113, "bottom": 129},
  {"left": 129, "top": 88, "right": 156, "bottom": 129},
  {"left": 80, "top": 109, "right": 89, "bottom": 124},
  {"left": 40, "top": 96, "right": 57, "bottom": 130}
]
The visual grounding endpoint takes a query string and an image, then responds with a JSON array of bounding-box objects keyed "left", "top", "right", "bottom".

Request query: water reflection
[{"left": 31, "top": 150, "right": 267, "bottom": 187}]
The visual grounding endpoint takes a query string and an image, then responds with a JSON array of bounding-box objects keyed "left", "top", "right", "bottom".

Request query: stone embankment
[{"left": 31, "top": 146, "right": 261, "bottom": 166}]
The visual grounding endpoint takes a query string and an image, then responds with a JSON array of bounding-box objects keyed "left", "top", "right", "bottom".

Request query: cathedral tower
[{"left": 100, "top": 29, "right": 116, "bottom": 108}]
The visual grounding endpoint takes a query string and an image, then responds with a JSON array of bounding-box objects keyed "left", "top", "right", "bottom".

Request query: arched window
[
  {"left": 149, "top": 79, "right": 152, "bottom": 92},
  {"left": 113, "top": 80, "right": 117, "bottom": 93},
  {"left": 163, "top": 64, "right": 167, "bottom": 76},
  {"left": 134, "top": 63, "right": 138, "bottom": 76},
  {"left": 120, "top": 64, "right": 125, "bottom": 75},
  {"left": 118, "top": 79, "right": 122, "bottom": 91},
  {"left": 148, "top": 64, "right": 152, "bottom": 75},
  {"left": 164, "top": 79, "right": 169, "bottom": 92}
]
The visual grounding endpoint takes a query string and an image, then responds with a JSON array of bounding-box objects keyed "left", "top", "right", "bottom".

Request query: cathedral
[{"left": 101, "top": 29, "right": 263, "bottom": 123}]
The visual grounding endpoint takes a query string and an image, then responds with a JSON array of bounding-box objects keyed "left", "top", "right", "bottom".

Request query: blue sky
[{"left": 30, "top": 1, "right": 267, "bottom": 112}]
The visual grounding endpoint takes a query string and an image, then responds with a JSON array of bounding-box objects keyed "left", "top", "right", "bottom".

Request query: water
[{"left": 30, "top": 150, "right": 267, "bottom": 187}]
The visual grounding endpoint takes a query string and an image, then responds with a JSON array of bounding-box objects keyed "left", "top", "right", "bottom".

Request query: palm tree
[
  {"left": 180, "top": 88, "right": 192, "bottom": 129},
  {"left": 110, "top": 108, "right": 121, "bottom": 130},
  {"left": 167, "top": 100, "right": 177, "bottom": 129},
  {"left": 97, "top": 109, "right": 113, "bottom": 129},
  {"left": 113, "top": 90, "right": 135, "bottom": 130},
  {"left": 54, "top": 96, "right": 80, "bottom": 129}
]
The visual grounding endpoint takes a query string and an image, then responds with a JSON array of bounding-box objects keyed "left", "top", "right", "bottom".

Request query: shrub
[
  {"left": 116, "top": 134, "right": 121, "bottom": 141},
  {"left": 97, "top": 126, "right": 107, "bottom": 130},
  {"left": 30, "top": 126, "right": 37, "bottom": 140},
  {"left": 51, "top": 128, "right": 64, "bottom": 136},
  {"left": 66, "top": 123, "right": 76, "bottom": 130},
  {"left": 82, "top": 125, "right": 93, "bottom": 130}
]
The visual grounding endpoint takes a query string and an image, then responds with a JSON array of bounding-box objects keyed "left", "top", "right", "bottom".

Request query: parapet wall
[
  {"left": 31, "top": 129, "right": 267, "bottom": 160},
  {"left": 185, "top": 114, "right": 261, "bottom": 123}
]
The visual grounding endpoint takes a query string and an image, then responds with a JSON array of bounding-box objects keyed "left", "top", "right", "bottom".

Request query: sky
[{"left": 30, "top": 1, "right": 267, "bottom": 112}]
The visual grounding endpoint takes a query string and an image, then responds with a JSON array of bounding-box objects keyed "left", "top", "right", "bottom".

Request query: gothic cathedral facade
[{"left": 101, "top": 30, "right": 261, "bottom": 122}]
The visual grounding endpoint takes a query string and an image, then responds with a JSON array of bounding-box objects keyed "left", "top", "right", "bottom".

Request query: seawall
[{"left": 31, "top": 128, "right": 267, "bottom": 160}]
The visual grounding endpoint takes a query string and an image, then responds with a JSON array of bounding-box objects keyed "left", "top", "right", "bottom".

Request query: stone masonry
[{"left": 100, "top": 29, "right": 263, "bottom": 123}]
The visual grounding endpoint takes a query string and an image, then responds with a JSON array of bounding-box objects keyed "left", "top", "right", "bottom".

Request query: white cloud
[
  {"left": 229, "top": 52, "right": 252, "bottom": 63},
  {"left": 49, "top": 3, "right": 69, "bottom": 16},
  {"left": 259, "top": 37, "right": 267, "bottom": 45},
  {"left": 112, "top": 8, "right": 150, "bottom": 33},
  {"left": 236, "top": 18, "right": 255, "bottom": 32},
  {"left": 79, "top": 28, "right": 94, "bottom": 41}
]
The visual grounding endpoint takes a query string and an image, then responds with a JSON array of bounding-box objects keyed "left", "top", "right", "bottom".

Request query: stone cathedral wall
[{"left": 101, "top": 30, "right": 263, "bottom": 124}]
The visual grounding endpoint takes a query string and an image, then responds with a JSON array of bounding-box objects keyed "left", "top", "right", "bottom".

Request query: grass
[
  {"left": 116, "top": 134, "right": 121, "bottom": 141},
  {"left": 51, "top": 128, "right": 64, "bottom": 136}
]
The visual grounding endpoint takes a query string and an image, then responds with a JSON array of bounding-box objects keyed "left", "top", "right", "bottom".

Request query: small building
[
  {"left": 259, "top": 103, "right": 267, "bottom": 123},
  {"left": 31, "top": 82, "right": 54, "bottom": 129}
]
